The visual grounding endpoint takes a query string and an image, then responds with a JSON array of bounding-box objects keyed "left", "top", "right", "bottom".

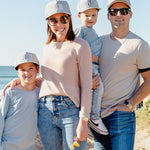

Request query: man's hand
[
  {"left": 92, "top": 54, "right": 98, "bottom": 62},
  {"left": 92, "top": 74, "right": 100, "bottom": 89}
]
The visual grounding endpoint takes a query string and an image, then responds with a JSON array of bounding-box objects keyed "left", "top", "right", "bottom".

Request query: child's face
[
  {"left": 17, "top": 63, "right": 39, "bottom": 86},
  {"left": 78, "top": 8, "right": 98, "bottom": 28}
]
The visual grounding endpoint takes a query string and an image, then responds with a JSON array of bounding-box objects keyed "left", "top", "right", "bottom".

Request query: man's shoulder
[
  {"left": 100, "top": 34, "right": 110, "bottom": 41},
  {"left": 128, "top": 31, "right": 146, "bottom": 42},
  {"left": 127, "top": 32, "right": 149, "bottom": 48}
]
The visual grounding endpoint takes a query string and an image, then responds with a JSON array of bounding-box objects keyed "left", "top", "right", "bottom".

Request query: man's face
[{"left": 107, "top": 2, "right": 132, "bottom": 29}]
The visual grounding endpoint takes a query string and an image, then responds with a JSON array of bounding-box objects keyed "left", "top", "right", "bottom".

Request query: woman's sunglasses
[
  {"left": 47, "top": 15, "right": 69, "bottom": 26},
  {"left": 108, "top": 8, "right": 130, "bottom": 16}
]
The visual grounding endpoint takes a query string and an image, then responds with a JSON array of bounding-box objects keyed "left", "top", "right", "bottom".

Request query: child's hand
[
  {"left": 92, "top": 74, "right": 100, "bottom": 89},
  {"left": 92, "top": 54, "right": 98, "bottom": 62},
  {"left": 70, "top": 136, "right": 80, "bottom": 149}
]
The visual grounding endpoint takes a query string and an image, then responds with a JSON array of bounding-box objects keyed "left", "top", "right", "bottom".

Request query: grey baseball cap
[
  {"left": 108, "top": 0, "right": 131, "bottom": 8},
  {"left": 14, "top": 52, "right": 39, "bottom": 70},
  {"left": 45, "top": 0, "right": 71, "bottom": 20},
  {"left": 77, "top": 0, "right": 100, "bottom": 13}
]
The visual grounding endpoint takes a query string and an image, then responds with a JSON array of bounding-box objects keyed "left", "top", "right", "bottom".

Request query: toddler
[{"left": 75, "top": 0, "right": 108, "bottom": 135}]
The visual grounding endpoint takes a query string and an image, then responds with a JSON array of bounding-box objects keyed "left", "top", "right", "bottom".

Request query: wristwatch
[
  {"left": 125, "top": 101, "right": 133, "bottom": 110},
  {"left": 80, "top": 117, "right": 89, "bottom": 122}
]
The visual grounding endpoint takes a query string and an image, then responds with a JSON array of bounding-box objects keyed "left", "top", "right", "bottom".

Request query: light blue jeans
[
  {"left": 90, "top": 76, "right": 104, "bottom": 120},
  {"left": 38, "top": 96, "right": 87, "bottom": 150},
  {"left": 91, "top": 111, "right": 136, "bottom": 150}
]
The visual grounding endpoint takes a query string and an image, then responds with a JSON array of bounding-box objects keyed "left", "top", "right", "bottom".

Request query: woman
[
  {"left": 2, "top": 0, "right": 92, "bottom": 150},
  {"left": 38, "top": 0, "right": 92, "bottom": 149}
]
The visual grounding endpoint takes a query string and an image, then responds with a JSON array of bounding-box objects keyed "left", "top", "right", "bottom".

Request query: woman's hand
[
  {"left": 92, "top": 74, "right": 100, "bottom": 89},
  {"left": 76, "top": 119, "right": 88, "bottom": 141},
  {"left": 1, "top": 78, "right": 20, "bottom": 99}
]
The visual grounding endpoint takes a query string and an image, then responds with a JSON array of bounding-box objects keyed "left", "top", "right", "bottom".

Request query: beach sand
[{"left": 33, "top": 129, "right": 150, "bottom": 150}]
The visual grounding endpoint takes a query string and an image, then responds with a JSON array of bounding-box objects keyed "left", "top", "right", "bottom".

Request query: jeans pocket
[
  {"left": 62, "top": 98, "right": 76, "bottom": 109},
  {"left": 39, "top": 100, "right": 45, "bottom": 109}
]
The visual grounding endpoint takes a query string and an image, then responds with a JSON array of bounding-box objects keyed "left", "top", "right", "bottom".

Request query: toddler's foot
[{"left": 88, "top": 118, "right": 108, "bottom": 135}]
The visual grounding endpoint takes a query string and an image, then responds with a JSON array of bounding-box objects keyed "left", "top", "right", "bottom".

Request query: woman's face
[{"left": 47, "top": 13, "right": 70, "bottom": 42}]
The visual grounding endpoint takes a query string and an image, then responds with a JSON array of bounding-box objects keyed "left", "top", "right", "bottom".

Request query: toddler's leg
[{"left": 88, "top": 80, "right": 108, "bottom": 135}]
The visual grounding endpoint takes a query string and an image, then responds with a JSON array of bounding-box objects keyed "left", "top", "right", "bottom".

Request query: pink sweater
[{"left": 39, "top": 37, "right": 92, "bottom": 118}]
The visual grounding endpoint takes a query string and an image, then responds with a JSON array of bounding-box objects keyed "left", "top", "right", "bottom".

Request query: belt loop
[
  {"left": 60, "top": 96, "right": 63, "bottom": 101},
  {"left": 43, "top": 96, "right": 46, "bottom": 103}
]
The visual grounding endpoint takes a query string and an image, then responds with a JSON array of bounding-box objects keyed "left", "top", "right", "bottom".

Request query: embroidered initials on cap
[
  {"left": 25, "top": 53, "right": 33, "bottom": 61},
  {"left": 57, "top": 4, "right": 63, "bottom": 10},
  {"left": 88, "top": 0, "right": 92, "bottom": 6}
]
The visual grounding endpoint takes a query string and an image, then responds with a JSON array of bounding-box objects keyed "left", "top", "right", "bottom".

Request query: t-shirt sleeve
[
  {"left": 138, "top": 41, "right": 150, "bottom": 72},
  {"left": 0, "top": 89, "right": 10, "bottom": 142},
  {"left": 74, "top": 27, "right": 84, "bottom": 39}
]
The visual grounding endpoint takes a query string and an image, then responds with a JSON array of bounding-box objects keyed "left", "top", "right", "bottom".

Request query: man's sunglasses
[
  {"left": 47, "top": 15, "right": 69, "bottom": 26},
  {"left": 108, "top": 8, "right": 130, "bottom": 16}
]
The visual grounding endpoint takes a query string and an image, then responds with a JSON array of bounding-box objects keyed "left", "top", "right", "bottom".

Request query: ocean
[{"left": 0, "top": 66, "right": 18, "bottom": 95}]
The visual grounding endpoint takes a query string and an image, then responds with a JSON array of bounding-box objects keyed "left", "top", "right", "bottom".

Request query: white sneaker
[
  {"left": 88, "top": 127, "right": 94, "bottom": 138},
  {"left": 88, "top": 118, "right": 108, "bottom": 135}
]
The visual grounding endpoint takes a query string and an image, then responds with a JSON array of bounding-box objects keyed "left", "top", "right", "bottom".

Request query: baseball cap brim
[{"left": 108, "top": 0, "right": 131, "bottom": 8}]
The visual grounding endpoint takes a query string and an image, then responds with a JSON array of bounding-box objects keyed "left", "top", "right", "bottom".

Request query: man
[{"left": 91, "top": 0, "right": 150, "bottom": 149}]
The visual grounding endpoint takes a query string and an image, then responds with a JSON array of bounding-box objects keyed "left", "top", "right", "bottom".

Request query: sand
[{"left": 33, "top": 129, "right": 150, "bottom": 150}]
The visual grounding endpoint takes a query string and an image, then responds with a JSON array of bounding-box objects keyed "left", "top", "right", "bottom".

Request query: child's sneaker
[
  {"left": 88, "top": 118, "right": 108, "bottom": 135},
  {"left": 88, "top": 127, "right": 94, "bottom": 138}
]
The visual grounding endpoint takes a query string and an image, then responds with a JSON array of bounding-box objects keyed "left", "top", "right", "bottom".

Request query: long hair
[{"left": 46, "top": 15, "right": 75, "bottom": 44}]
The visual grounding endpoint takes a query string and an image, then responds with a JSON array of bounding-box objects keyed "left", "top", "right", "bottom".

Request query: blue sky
[{"left": 0, "top": 0, "right": 149, "bottom": 66}]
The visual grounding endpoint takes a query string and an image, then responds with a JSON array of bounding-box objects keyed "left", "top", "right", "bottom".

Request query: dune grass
[{"left": 136, "top": 99, "right": 150, "bottom": 133}]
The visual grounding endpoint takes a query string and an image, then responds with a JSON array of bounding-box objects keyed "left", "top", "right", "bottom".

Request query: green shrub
[{"left": 136, "top": 99, "right": 150, "bottom": 132}]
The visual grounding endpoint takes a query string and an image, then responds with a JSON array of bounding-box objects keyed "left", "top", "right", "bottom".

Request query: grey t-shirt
[
  {"left": 75, "top": 26, "right": 102, "bottom": 74},
  {"left": 0, "top": 86, "right": 39, "bottom": 150},
  {"left": 100, "top": 31, "right": 150, "bottom": 118}
]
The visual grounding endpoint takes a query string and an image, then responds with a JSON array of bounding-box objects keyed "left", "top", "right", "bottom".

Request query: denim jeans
[
  {"left": 38, "top": 96, "right": 87, "bottom": 150},
  {"left": 90, "top": 79, "right": 104, "bottom": 120},
  {"left": 91, "top": 111, "right": 136, "bottom": 150}
]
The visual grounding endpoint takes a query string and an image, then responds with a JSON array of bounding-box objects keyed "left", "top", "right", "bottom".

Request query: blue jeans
[
  {"left": 38, "top": 96, "right": 87, "bottom": 150},
  {"left": 90, "top": 79, "right": 104, "bottom": 120},
  {"left": 91, "top": 111, "right": 136, "bottom": 150}
]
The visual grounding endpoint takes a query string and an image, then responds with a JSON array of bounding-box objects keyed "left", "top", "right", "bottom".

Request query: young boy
[
  {"left": 75, "top": 0, "right": 108, "bottom": 135},
  {"left": 0, "top": 52, "right": 40, "bottom": 150}
]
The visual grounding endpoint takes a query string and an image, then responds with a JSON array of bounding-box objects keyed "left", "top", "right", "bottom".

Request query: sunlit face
[
  {"left": 47, "top": 13, "right": 70, "bottom": 42},
  {"left": 108, "top": 3, "right": 132, "bottom": 29},
  {"left": 17, "top": 63, "right": 39, "bottom": 86},
  {"left": 78, "top": 8, "right": 98, "bottom": 28}
]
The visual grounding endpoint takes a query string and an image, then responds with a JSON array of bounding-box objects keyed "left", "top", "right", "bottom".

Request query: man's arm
[
  {"left": 110, "top": 70, "right": 150, "bottom": 112},
  {"left": 128, "top": 70, "right": 150, "bottom": 107}
]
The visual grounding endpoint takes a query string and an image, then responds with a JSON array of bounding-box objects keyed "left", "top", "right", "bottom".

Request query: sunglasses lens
[
  {"left": 120, "top": 8, "right": 129, "bottom": 15},
  {"left": 109, "top": 10, "right": 117, "bottom": 16},
  {"left": 109, "top": 8, "right": 130, "bottom": 16},
  {"left": 60, "top": 15, "right": 69, "bottom": 24},
  {"left": 48, "top": 15, "right": 69, "bottom": 26},
  {"left": 49, "top": 18, "right": 57, "bottom": 26}
]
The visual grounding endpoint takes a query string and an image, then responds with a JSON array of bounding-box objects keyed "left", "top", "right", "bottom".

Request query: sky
[{"left": 0, "top": 0, "right": 150, "bottom": 66}]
